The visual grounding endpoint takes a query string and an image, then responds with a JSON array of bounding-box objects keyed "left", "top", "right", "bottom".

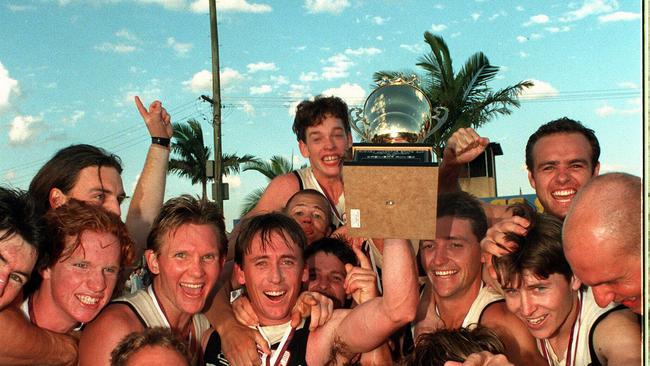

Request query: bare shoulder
[
  {"left": 306, "top": 309, "right": 350, "bottom": 365},
  {"left": 252, "top": 173, "right": 300, "bottom": 214},
  {"left": 592, "top": 308, "right": 641, "bottom": 364}
]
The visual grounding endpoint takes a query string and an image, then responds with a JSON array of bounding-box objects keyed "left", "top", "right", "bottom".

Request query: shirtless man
[
  {"left": 415, "top": 191, "right": 544, "bottom": 366},
  {"left": 204, "top": 213, "right": 418, "bottom": 365}
]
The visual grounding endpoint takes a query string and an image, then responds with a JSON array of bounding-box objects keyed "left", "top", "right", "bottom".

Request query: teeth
[
  {"left": 264, "top": 291, "right": 285, "bottom": 297},
  {"left": 552, "top": 189, "right": 576, "bottom": 198},
  {"left": 527, "top": 315, "right": 546, "bottom": 325},
  {"left": 77, "top": 295, "right": 100, "bottom": 305},
  {"left": 180, "top": 283, "right": 203, "bottom": 289},
  {"left": 434, "top": 270, "right": 457, "bottom": 276},
  {"left": 323, "top": 156, "right": 339, "bottom": 162}
]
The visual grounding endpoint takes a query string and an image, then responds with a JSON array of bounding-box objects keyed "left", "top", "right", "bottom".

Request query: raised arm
[
  {"left": 125, "top": 96, "right": 172, "bottom": 265},
  {"left": 438, "top": 127, "right": 490, "bottom": 194},
  {"left": 0, "top": 307, "right": 77, "bottom": 366},
  {"left": 331, "top": 238, "right": 418, "bottom": 354}
]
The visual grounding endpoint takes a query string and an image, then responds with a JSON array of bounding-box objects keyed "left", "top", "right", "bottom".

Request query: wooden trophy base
[{"left": 342, "top": 164, "right": 438, "bottom": 241}]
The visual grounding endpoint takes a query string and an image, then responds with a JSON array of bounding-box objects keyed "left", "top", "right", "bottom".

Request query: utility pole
[{"left": 208, "top": 0, "right": 224, "bottom": 213}]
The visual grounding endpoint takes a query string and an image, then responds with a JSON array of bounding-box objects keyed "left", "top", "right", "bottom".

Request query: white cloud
[
  {"left": 299, "top": 72, "right": 319, "bottom": 82},
  {"left": 370, "top": 16, "right": 388, "bottom": 25},
  {"left": 545, "top": 26, "right": 571, "bottom": 33},
  {"left": 167, "top": 37, "right": 193, "bottom": 56},
  {"left": 286, "top": 84, "right": 311, "bottom": 116},
  {"left": 595, "top": 99, "right": 641, "bottom": 117},
  {"left": 3, "top": 170, "right": 16, "bottom": 181},
  {"left": 183, "top": 70, "right": 212, "bottom": 92},
  {"left": 598, "top": 11, "right": 640, "bottom": 23},
  {"left": 9, "top": 114, "right": 42, "bottom": 144},
  {"left": 530, "top": 33, "right": 543, "bottom": 40},
  {"left": 190, "top": 0, "right": 272, "bottom": 13},
  {"left": 376, "top": 35, "right": 383, "bottom": 41},
  {"left": 116, "top": 29, "right": 140, "bottom": 42},
  {"left": 321, "top": 53, "right": 353, "bottom": 80},
  {"left": 524, "top": 14, "right": 549, "bottom": 26},
  {"left": 488, "top": 11, "right": 507, "bottom": 21},
  {"left": 559, "top": 0, "right": 618, "bottom": 22},
  {"left": 246, "top": 62, "right": 278, "bottom": 73},
  {"left": 304, "top": 0, "right": 349, "bottom": 14},
  {"left": 241, "top": 100, "right": 255, "bottom": 116},
  {"left": 450, "top": 32, "right": 461, "bottom": 38},
  {"left": 595, "top": 104, "right": 615, "bottom": 117},
  {"left": 0, "top": 62, "right": 20, "bottom": 112},
  {"left": 223, "top": 175, "right": 242, "bottom": 188},
  {"left": 94, "top": 42, "right": 136, "bottom": 53},
  {"left": 321, "top": 83, "right": 366, "bottom": 106},
  {"left": 7, "top": 4, "right": 36, "bottom": 11},
  {"left": 400, "top": 43, "right": 425, "bottom": 53},
  {"left": 517, "top": 79, "right": 559, "bottom": 100},
  {"left": 431, "top": 23, "right": 447, "bottom": 32},
  {"left": 516, "top": 35, "right": 528, "bottom": 43},
  {"left": 270, "top": 75, "right": 289, "bottom": 86},
  {"left": 220, "top": 67, "right": 246, "bottom": 88},
  {"left": 519, "top": 51, "right": 529, "bottom": 58},
  {"left": 249, "top": 84, "right": 272, "bottom": 94},
  {"left": 471, "top": 12, "right": 480, "bottom": 21},
  {"left": 617, "top": 81, "right": 638, "bottom": 89},
  {"left": 63, "top": 110, "right": 85, "bottom": 125},
  {"left": 344, "top": 47, "right": 381, "bottom": 57},
  {"left": 515, "top": 5, "right": 524, "bottom": 11},
  {"left": 135, "top": 0, "right": 186, "bottom": 10}
]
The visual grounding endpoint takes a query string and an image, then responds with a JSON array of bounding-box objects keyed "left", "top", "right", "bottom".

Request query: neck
[
  {"left": 433, "top": 279, "right": 482, "bottom": 329},
  {"left": 151, "top": 281, "right": 192, "bottom": 333},
  {"left": 310, "top": 168, "right": 344, "bottom": 204},
  {"left": 547, "top": 291, "right": 581, "bottom": 359},
  {"left": 32, "top": 286, "right": 78, "bottom": 333}
]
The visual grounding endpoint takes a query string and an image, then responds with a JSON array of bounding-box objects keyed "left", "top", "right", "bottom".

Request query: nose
[
  {"left": 433, "top": 243, "right": 449, "bottom": 266},
  {"left": 519, "top": 294, "right": 536, "bottom": 317},
  {"left": 103, "top": 199, "right": 121, "bottom": 216},
  {"left": 87, "top": 270, "right": 108, "bottom": 292},
  {"left": 592, "top": 285, "right": 616, "bottom": 308},
  {"left": 555, "top": 167, "right": 570, "bottom": 184},
  {"left": 315, "top": 276, "right": 329, "bottom": 291},
  {"left": 188, "top": 256, "right": 207, "bottom": 278},
  {"left": 269, "top": 262, "right": 283, "bottom": 284}
]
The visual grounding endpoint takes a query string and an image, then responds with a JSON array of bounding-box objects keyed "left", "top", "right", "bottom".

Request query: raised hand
[
  {"left": 290, "top": 291, "right": 334, "bottom": 330},
  {"left": 344, "top": 241, "right": 379, "bottom": 306},
  {"left": 442, "top": 127, "right": 490, "bottom": 166},
  {"left": 134, "top": 96, "right": 173, "bottom": 139}
]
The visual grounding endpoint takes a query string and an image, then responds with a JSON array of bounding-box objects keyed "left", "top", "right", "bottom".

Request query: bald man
[{"left": 563, "top": 173, "right": 642, "bottom": 314}]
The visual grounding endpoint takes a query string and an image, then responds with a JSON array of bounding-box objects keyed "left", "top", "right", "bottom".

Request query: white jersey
[
  {"left": 462, "top": 285, "right": 504, "bottom": 328},
  {"left": 537, "top": 287, "right": 618, "bottom": 366},
  {"left": 293, "top": 167, "right": 345, "bottom": 227}
]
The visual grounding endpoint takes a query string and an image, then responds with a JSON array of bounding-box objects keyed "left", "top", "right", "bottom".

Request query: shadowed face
[
  {"left": 307, "top": 251, "right": 347, "bottom": 309},
  {"left": 286, "top": 193, "right": 332, "bottom": 244},
  {"left": 0, "top": 233, "right": 37, "bottom": 310}
]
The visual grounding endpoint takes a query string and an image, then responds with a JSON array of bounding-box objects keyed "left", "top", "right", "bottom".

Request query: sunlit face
[
  {"left": 236, "top": 231, "right": 308, "bottom": 326},
  {"left": 503, "top": 272, "right": 580, "bottom": 342},
  {"left": 564, "top": 228, "right": 641, "bottom": 314},
  {"left": 0, "top": 233, "right": 38, "bottom": 310},
  {"left": 286, "top": 194, "right": 332, "bottom": 244},
  {"left": 298, "top": 115, "right": 352, "bottom": 179},
  {"left": 420, "top": 216, "right": 482, "bottom": 300},
  {"left": 125, "top": 345, "right": 189, "bottom": 366},
  {"left": 528, "top": 133, "right": 599, "bottom": 219},
  {"left": 307, "top": 251, "right": 347, "bottom": 309},
  {"left": 146, "top": 223, "right": 223, "bottom": 318},
  {"left": 60, "top": 165, "right": 126, "bottom": 216},
  {"left": 43, "top": 230, "right": 121, "bottom": 329}
]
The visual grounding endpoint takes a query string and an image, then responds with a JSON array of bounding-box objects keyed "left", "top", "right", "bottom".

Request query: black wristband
[{"left": 151, "top": 137, "right": 171, "bottom": 147}]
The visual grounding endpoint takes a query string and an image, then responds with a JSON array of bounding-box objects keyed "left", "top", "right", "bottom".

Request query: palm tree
[
  {"left": 168, "top": 119, "right": 259, "bottom": 201},
  {"left": 239, "top": 154, "right": 307, "bottom": 216},
  {"left": 374, "top": 32, "right": 533, "bottom": 158}
]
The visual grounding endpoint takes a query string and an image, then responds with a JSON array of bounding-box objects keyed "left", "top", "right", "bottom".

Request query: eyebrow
[{"left": 292, "top": 203, "right": 327, "bottom": 212}]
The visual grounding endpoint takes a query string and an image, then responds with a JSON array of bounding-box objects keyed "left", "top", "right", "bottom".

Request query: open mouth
[
  {"left": 264, "top": 290, "right": 286, "bottom": 301},
  {"left": 551, "top": 189, "right": 576, "bottom": 203},
  {"left": 180, "top": 282, "right": 204, "bottom": 296},
  {"left": 76, "top": 294, "right": 101, "bottom": 305},
  {"left": 322, "top": 155, "right": 341, "bottom": 164},
  {"left": 525, "top": 314, "right": 548, "bottom": 329},
  {"left": 433, "top": 269, "right": 458, "bottom": 277}
]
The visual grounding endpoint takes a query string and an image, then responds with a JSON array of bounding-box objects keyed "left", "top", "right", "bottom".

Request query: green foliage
[{"left": 374, "top": 32, "right": 533, "bottom": 158}]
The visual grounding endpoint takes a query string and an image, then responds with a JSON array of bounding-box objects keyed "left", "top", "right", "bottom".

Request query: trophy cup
[{"left": 343, "top": 77, "right": 448, "bottom": 240}]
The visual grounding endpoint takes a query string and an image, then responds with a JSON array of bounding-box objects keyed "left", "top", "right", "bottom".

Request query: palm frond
[{"left": 239, "top": 187, "right": 267, "bottom": 217}]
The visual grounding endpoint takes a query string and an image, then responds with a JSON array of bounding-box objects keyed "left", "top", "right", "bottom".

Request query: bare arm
[
  {"left": 0, "top": 307, "right": 77, "bottom": 366},
  {"left": 330, "top": 238, "right": 418, "bottom": 355},
  {"left": 78, "top": 304, "right": 143, "bottom": 366},
  {"left": 592, "top": 308, "right": 641, "bottom": 365},
  {"left": 438, "top": 128, "right": 490, "bottom": 194},
  {"left": 481, "top": 303, "right": 546, "bottom": 366},
  {"left": 125, "top": 96, "right": 172, "bottom": 267}
]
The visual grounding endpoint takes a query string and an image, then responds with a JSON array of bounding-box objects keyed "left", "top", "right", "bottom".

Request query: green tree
[
  {"left": 239, "top": 154, "right": 307, "bottom": 216},
  {"left": 169, "top": 119, "right": 258, "bottom": 201},
  {"left": 374, "top": 32, "right": 533, "bottom": 158}
]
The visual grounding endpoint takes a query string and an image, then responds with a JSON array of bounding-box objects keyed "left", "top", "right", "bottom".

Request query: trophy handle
[
  {"left": 422, "top": 106, "right": 449, "bottom": 141},
  {"left": 349, "top": 107, "right": 371, "bottom": 142}
]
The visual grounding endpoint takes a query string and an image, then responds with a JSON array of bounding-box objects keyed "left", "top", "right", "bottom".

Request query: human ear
[
  {"left": 570, "top": 275, "right": 582, "bottom": 291},
  {"left": 145, "top": 249, "right": 160, "bottom": 275},
  {"left": 48, "top": 188, "right": 68, "bottom": 209},
  {"left": 298, "top": 140, "right": 310, "bottom": 158},
  {"left": 235, "top": 263, "right": 246, "bottom": 286}
]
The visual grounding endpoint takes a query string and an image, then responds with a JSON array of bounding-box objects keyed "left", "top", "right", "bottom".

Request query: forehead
[
  {"left": 287, "top": 194, "right": 329, "bottom": 211},
  {"left": 305, "top": 115, "right": 346, "bottom": 134},
  {"left": 0, "top": 233, "right": 37, "bottom": 261},
  {"left": 309, "top": 252, "right": 346, "bottom": 273},
  {"left": 435, "top": 216, "right": 479, "bottom": 243},
  {"left": 246, "top": 231, "right": 302, "bottom": 258},
  {"left": 61, "top": 230, "right": 120, "bottom": 261},
  {"left": 532, "top": 133, "right": 592, "bottom": 162},
  {"left": 72, "top": 165, "right": 124, "bottom": 190},
  {"left": 161, "top": 223, "right": 220, "bottom": 252}
]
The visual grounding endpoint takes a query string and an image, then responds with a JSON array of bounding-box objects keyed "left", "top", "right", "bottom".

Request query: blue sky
[{"left": 0, "top": 0, "right": 642, "bottom": 228}]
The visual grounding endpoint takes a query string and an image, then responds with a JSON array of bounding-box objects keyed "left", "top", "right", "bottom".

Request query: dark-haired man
[
  {"left": 204, "top": 213, "right": 418, "bottom": 365},
  {"left": 284, "top": 189, "right": 333, "bottom": 245},
  {"left": 416, "top": 191, "right": 544, "bottom": 365}
]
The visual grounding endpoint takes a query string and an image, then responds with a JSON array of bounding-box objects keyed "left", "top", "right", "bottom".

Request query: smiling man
[
  {"left": 416, "top": 191, "right": 544, "bottom": 366},
  {"left": 494, "top": 204, "right": 640, "bottom": 365},
  {"left": 563, "top": 173, "right": 642, "bottom": 315}
]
